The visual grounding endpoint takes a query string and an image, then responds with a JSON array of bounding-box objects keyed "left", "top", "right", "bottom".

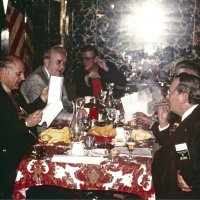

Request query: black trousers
[{"left": 0, "top": 151, "right": 22, "bottom": 199}]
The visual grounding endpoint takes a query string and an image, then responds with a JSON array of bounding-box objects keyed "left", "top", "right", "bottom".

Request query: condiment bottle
[{"left": 88, "top": 97, "right": 99, "bottom": 121}]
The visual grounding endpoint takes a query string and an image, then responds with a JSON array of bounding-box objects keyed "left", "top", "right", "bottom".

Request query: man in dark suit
[
  {"left": 75, "top": 45, "right": 127, "bottom": 99},
  {"left": 152, "top": 73, "right": 200, "bottom": 199},
  {"left": 0, "top": 55, "right": 48, "bottom": 198}
]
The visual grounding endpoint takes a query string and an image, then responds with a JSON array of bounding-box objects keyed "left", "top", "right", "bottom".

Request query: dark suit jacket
[
  {"left": 0, "top": 83, "right": 46, "bottom": 196},
  {"left": 75, "top": 61, "right": 127, "bottom": 99},
  {"left": 152, "top": 105, "right": 200, "bottom": 199}
]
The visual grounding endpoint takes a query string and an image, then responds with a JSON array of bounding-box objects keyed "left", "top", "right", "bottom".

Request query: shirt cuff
[{"left": 159, "top": 123, "right": 169, "bottom": 131}]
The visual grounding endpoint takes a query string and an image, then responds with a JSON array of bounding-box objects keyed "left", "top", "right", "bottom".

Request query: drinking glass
[
  {"left": 110, "top": 149, "right": 120, "bottom": 162},
  {"left": 81, "top": 116, "right": 90, "bottom": 132},
  {"left": 107, "top": 108, "right": 116, "bottom": 122},
  {"left": 125, "top": 141, "right": 136, "bottom": 159},
  {"left": 104, "top": 142, "right": 114, "bottom": 161},
  {"left": 84, "top": 135, "right": 95, "bottom": 150},
  {"left": 125, "top": 133, "right": 136, "bottom": 159}
]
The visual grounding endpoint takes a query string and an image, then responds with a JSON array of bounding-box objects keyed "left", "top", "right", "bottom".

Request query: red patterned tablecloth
[{"left": 13, "top": 146, "right": 155, "bottom": 200}]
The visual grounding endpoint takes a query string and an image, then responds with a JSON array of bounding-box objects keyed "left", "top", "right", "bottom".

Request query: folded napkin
[
  {"left": 115, "top": 147, "right": 152, "bottom": 158},
  {"left": 51, "top": 155, "right": 106, "bottom": 164}
]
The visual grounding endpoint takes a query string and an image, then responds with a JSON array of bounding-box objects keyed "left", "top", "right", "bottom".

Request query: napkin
[
  {"left": 121, "top": 88, "right": 153, "bottom": 116},
  {"left": 51, "top": 155, "right": 106, "bottom": 164}
]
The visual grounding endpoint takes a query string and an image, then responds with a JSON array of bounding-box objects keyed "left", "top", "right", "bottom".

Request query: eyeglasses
[
  {"left": 167, "top": 89, "right": 177, "bottom": 96},
  {"left": 80, "top": 57, "right": 95, "bottom": 62}
]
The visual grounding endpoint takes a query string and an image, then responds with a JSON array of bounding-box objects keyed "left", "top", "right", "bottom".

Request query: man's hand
[
  {"left": 96, "top": 58, "right": 109, "bottom": 71},
  {"left": 40, "top": 86, "right": 48, "bottom": 103},
  {"left": 157, "top": 105, "right": 170, "bottom": 128},
  {"left": 135, "top": 112, "right": 154, "bottom": 127},
  {"left": 25, "top": 110, "right": 43, "bottom": 127},
  {"left": 177, "top": 171, "right": 192, "bottom": 192},
  {"left": 84, "top": 71, "right": 100, "bottom": 86}
]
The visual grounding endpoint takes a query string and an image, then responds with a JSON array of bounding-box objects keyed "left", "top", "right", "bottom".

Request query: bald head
[{"left": 0, "top": 55, "right": 25, "bottom": 92}]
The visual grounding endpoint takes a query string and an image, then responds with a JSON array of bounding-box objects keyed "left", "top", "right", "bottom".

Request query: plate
[
  {"left": 67, "top": 150, "right": 88, "bottom": 156},
  {"left": 89, "top": 149, "right": 107, "bottom": 156},
  {"left": 111, "top": 139, "right": 125, "bottom": 147}
]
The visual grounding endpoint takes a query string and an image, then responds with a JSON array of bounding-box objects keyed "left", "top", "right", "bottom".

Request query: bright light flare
[{"left": 126, "top": 3, "right": 166, "bottom": 43}]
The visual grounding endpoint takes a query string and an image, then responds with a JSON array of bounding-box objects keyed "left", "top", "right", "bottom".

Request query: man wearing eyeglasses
[
  {"left": 75, "top": 45, "right": 127, "bottom": 98},
  {"left": 152, "top": 73, "right": 200, "bottom": 199}
]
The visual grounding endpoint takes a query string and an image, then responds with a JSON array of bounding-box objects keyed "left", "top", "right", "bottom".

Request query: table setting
[
  {"left": 13, "top": 93, "right": 156, "bottom": 200},
  {"left": 13, "top": 122, "right": 155, "bottom": 200}
]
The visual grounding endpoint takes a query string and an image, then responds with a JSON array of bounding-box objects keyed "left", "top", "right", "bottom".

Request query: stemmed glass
[
  {"left": 125, "top": 132, "right": 136, "bottom": 160},
  {"left": 107, "top": 108, "right": 116, "bottom": 123},
  {"left": 104, "top": 139, "right": 114, "bottom": 161},
  {"left": 126, "top": 141, "right": 136, "bottom": 159}
]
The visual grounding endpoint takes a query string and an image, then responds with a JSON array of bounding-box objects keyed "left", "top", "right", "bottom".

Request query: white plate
[
  {"left": 89, "top": 149, "right": 107, "bottom": 156},
  {"left": 112, "top": 139, "right": 125, "bottom": 147},
  {"left": 67, "top": 150, "right": 88, "bottom": 156}
]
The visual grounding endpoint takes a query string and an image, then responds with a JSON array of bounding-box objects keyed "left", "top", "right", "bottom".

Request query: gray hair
[
  {"left": 43, "top": 45, "right": 67, "bottom": 60},
  {"left": 0, "top": 56, "right": 17, "bottom": 70},
  {"left": 175, "top": 73, "right": 200, "bottom": 104}
]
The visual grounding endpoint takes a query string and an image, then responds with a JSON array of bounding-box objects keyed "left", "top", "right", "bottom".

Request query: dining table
[{"left": 13, "top": 131, "right": 156, "bottom": 200}]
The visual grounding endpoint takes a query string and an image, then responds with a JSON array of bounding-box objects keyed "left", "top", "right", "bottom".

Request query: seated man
[
  {"left": 75, "top": 45, "right": 127, "bottom": 99},
  {"left": 152, "top": 73, "right": 200, "bottom": 199},
  {"left": 20, "top": 45, "right": 73, "bottom": 130},
  {"left": 135, "top": 59, "right": 200, "bottom": 131},
  {"left": 0, "top": 55, "right": 48, "bottom": 198}
]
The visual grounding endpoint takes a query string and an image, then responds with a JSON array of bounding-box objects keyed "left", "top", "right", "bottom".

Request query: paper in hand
[{"left": 39, "top": 76, "right": 64, "bottom": 127}]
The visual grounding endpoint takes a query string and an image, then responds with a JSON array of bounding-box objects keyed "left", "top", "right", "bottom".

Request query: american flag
[{"left": 5, "top": 0, "right": 33, "bottom": 72}]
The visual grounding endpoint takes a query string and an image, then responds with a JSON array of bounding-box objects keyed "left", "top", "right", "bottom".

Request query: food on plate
[
  {"left": 110, "top": 149, "right": 120, "bottom": 157},
  {"left": 40, "top": 127, "right": 71, "bottom": 144},
  {"left": 131, "top": 128, "right": 151, "bottom": 141},
  {"left": 89, "top": 124, "right": 116, "bottom": 137},
  {"left": 128, "top": 119, "right": 137, "bottom": 127}
]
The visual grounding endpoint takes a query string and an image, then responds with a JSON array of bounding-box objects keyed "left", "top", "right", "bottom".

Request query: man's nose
[
  {"left": 21, "top": 73, "right": 25, "bottom": 81},
  {"left": 60, "top": 62, "right": 66, "bottom": 69}
]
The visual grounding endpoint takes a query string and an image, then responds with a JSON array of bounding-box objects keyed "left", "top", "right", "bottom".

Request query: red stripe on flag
[
  {"left": 5, "top": 1, "right": 33, "bottom": 72},
  {"left": 8, "top": 9, "right": 20, "bottom": 32},
  {"left": 9, "top": 20, "right": 25, "bottom": 54},
  {"left": 5, "top": 2, "right": 25, "bottom": 57}
]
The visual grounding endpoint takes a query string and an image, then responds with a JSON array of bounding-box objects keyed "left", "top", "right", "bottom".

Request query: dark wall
[
  {"left": 32, "top": 0, "right": 61, "bottom": 69},
  {"left": 67, "top": 0, "right": 200, "bottom": 73}
]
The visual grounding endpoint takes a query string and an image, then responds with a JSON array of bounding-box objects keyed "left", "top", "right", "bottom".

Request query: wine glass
[
  {"left": 104, "top": 142, "right": 114, "bottom": 161},
  {"left": 125, "top": 133, "right": 136, "bottom": 159},
  {"left": 125, "top": 141, "right": 136, "bottom": 159},
  {"left": 107, "top": 108, "right": 116, "bottom": 123},
  {"left": 81, "top": 116, "right": 90, "bottom": 132}
]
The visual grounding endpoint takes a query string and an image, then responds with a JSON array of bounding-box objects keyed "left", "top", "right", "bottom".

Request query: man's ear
[
  {"left": 43, "top": 58, "right": 49, "bottom": 67},
  {"left": 1, "top": 68, "right": 9, "bottom": 76},
  {"left": 180, "top": 92, "right": 189, "bottom": 104}
]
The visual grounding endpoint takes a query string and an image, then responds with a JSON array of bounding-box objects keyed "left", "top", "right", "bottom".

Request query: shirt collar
[
  {"left": 182, "top": 104, "right": 198, "bottom": 121},
  {"left": 44, "top": 67, "right": 50, "bottom": 79}
]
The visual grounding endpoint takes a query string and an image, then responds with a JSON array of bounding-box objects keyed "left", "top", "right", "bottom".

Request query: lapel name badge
[{"left": 175, "top": 143, "right": 190, "bottom": 160}]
